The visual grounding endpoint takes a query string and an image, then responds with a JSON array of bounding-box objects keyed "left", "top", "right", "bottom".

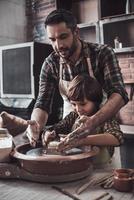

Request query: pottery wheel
[{"left": 12, "top": 143, "right": 99, "bottom": 182}]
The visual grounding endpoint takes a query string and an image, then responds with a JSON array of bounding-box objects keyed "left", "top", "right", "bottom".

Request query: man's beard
[{"left": 56, "top": 37, "right": 78, "bottom": 59}]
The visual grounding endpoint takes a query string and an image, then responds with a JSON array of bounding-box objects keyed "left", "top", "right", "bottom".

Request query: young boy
[{"left": 42, "top": 74, "right": 123, "bottom": 165}]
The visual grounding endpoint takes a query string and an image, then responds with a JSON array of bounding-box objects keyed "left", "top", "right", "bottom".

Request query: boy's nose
[{"left": 77, "top": 106, "right": 83, "bottom": 113}]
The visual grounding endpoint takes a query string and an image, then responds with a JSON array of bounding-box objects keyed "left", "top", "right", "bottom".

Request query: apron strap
[
  {"left": 59, "top": 58, "right": 63, "bottom": 79},
  {"left": 86, "top": 57, "right": 95, "bottom": 78}
]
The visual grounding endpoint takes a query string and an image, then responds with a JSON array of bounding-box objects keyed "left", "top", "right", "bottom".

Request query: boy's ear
[{"left": 0, "top": 111, "right": 28, "bottom": 136}]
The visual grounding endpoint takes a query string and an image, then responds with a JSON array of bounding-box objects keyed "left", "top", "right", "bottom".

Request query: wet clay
[{"left": 26, "top": 147, "right": 83, "bottom": 156}]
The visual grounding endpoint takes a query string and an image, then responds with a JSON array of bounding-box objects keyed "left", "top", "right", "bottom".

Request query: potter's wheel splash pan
[{"left": 12, "top": 143, "right": 99, "bottom": 183}]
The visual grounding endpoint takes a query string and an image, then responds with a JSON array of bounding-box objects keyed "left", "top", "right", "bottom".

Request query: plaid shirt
[{"left": 35, "top": 41, "right": 128, "bottom": 114}]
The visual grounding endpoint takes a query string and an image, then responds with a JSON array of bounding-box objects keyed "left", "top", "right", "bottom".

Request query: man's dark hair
[
  {"left": 67, "top": 74, "right": 103, "bottom": 108},
  {"left": 45, "top": 9, "right": 77, "bottom": 32}
]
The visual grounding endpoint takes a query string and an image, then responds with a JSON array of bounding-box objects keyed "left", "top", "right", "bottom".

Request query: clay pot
[
  {"left": 12, "top": 143, "right": 99, "bottom": 179},
  {"left": 113, "top": 168, "right": 134, "bottom": 192}
]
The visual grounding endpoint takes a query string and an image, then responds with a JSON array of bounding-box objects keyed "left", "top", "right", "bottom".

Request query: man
[{"left": 27, "top": 9, "right": 128, "bottom": 147}]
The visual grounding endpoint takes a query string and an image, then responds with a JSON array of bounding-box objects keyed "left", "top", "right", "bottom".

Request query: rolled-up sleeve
[
  {"left": 99, "top": 45, "right": 129, "bottom": 104},
  {"left": 34, "top": 59, "right": 57, "bottom": 114}
]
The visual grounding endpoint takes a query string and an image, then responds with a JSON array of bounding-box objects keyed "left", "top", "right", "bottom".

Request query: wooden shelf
[
  {"left": 99, "top": 15, "right": 134, "bottom": 48},
  {"left": 100, "top": 0, "right": 134, "bottom": 19},
  {"left": 114, "top": 47, "right": 134, "bottom": 53},
  {"left": 78, "top": 22, "right": 99, "bottom": 43}
]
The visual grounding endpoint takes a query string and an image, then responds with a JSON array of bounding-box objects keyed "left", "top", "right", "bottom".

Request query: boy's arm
[
  {"left": 62, "top": 93, "right": 125, "bottom": 142},
  {"left": 102, "top": 118, "right": 124, "bottom": 145},
  {"left": 79, "top": 118, "right": 123, "bottom": 146},
  {"left": 41, "top": 111, "right": 78, "bottom": 146},
  {"left": 47, "top": 111, "right": 78, "bottom": 135}
]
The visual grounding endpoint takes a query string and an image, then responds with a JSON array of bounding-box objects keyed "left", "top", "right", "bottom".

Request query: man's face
[{"left": 46, "top": 22, "right": 79, "bottom": 59}]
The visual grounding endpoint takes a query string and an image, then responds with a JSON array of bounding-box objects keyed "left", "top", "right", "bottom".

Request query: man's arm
[
  {"left": 78, "top": 93, "right": 125, "bottom": 134},
  {"left": 26, "top": 108, "right": 48, "bottom": 146},
  {"left": 91, "top": 93, "right": 125, "bottom": 129},
  {"left": 27, "top": 56, "right": 57, "bottom": 146},
  {"left": 89, "top": 44, "right": 128, "bottom": 132},
  {"left": 30, "top": 108, "right": 48, "bottom": 131}
]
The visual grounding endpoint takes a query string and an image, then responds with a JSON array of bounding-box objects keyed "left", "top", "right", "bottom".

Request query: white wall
[{"left": 0, "top": 0, "right": 30, "bottom": 46}]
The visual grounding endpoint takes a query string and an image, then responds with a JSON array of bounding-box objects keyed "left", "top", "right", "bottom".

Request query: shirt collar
[{"left": 81, "top": 40, "right": 91, "bottom": 58}]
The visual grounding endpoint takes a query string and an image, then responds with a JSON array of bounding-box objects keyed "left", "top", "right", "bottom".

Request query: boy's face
[{"left": 70, "top": 98, "right": 96, "bottom": 117}]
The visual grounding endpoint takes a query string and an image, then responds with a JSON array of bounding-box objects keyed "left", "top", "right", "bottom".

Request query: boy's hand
[
  {"left": 42, "top": 130, "right": 56, "bottom": 147},
  {"left": 26, "top": 120, "right": 40, "bottom": 147}
]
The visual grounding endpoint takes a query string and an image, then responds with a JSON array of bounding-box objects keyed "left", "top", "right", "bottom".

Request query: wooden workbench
[
  {"left": 0, "top": 134, "right": 133, "bottom": 200},
  {"left": 0, "top": 167, "right": 133, "bottom": 200}
]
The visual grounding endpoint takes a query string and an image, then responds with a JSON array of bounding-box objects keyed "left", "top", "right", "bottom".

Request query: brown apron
[
  {"left": 59, "top": 58, "right": 107, "bottom": 118},
  {"left": 58, "top": 57, "right": 110, "bottom": 165},
  {"left": 59, "top": 57, "right": 95, "bottom": 118}
]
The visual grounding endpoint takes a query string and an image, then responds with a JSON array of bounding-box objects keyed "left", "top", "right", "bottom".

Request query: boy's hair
[
  {"left": 67, "top": 74, "right": 103, "bottom": 107},
  {"left": 44, "top": 9, "right": 77, "bottom": 32}
]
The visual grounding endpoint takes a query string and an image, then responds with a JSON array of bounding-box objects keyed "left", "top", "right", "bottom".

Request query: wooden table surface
[
  {"left": 0, "top": 134, "right": 134, "bottom": 200},
  {"left": 0, "top": 167, "right": 134, "bottom": 200}
]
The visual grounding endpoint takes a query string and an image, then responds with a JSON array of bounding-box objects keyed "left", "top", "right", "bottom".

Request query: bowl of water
[{"left": 0, "top": 128, "right": 13, "bottom": 162}]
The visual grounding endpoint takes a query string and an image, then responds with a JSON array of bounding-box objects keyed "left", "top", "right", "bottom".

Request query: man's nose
[{"left": 55, "top": 39, "right": 63, "bottom": 49}]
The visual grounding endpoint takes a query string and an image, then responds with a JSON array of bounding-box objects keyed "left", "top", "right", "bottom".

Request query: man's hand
[
  {"left": 76, "top": 115, "right": 94, "bottom": 132},
  {"left": 65, "top": 115, "right": 94, "bottom": 140},
  {"left": 58, "top": 115, "right": 94, "bottom": 152},
  {"left": 42, "top": 130, "right": 56, "bottom": 146},
  {"left": 58, "top": 136, "right": 79, "bottom": 152},
  {"left": 26, "top": 120, "right": 40, "bottom": 147}
]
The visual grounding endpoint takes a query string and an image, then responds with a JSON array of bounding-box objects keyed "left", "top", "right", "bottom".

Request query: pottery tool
[
  {"left": 76, "top": 173, "right": 114, "bottom": 194},
  {"left": 92, "top": 192, "right": 109, "bottom": 200},
  {"left": 52, "top": 185, "right": 81, "bottom": 200},
  {"left": 106, "top": 196, "right": 113, "bottom": 200}
]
